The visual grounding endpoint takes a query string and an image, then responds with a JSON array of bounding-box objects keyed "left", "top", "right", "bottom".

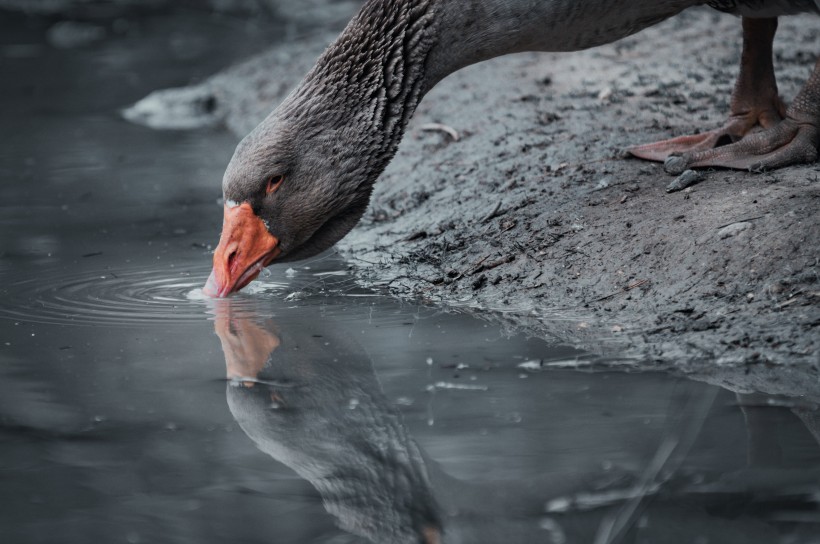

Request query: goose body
[{"left": 203, "top": 0, "right": 820, "bottom": 297}]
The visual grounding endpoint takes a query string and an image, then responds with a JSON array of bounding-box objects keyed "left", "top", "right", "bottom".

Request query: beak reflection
[{"left": 213, "top": 303, "right": 280, "bottom": 388}]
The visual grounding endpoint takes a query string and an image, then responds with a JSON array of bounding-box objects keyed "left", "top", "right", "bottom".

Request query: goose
[{"left": 203, "top": 0, "right": 820, "bottom": 297}]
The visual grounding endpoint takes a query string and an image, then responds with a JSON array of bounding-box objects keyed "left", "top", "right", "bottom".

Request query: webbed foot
[
  {"left": 662, "top": 115, "right": 818, "bottom": 173},
  {"left": 628, "top": 18, "right": 819, "bottom": 174}
]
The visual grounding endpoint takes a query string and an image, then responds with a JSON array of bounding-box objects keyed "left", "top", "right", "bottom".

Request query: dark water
[{"left": 1, "top": 8, "right": 819, "bottom": 544}]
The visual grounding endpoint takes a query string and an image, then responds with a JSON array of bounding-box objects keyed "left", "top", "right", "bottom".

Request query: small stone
[
  {"left": 122, "top": 86, "right": 221, "bottom": 130},
  {"left": 666, "top": 169, "right": 702, "bottom": 192},
  {"left": 471, "top": 274, "right": 487, "bottom": 290}
]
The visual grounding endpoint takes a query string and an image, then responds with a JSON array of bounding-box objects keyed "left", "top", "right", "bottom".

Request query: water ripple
[{"left": 0, "top": 265, "right": 289, "bottom": 327}]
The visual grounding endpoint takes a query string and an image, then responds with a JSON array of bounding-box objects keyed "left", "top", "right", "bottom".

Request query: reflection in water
[
  {"left": 213, "top": 299, "right": 442, "bottom": 544},
  {"left": 210, "top": 300, "right": 820, "bottom": 544}
]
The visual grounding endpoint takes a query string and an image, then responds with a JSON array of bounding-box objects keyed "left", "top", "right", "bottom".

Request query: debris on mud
[{"left": 666, "top": 169, "right": 703, "bottom": 193}]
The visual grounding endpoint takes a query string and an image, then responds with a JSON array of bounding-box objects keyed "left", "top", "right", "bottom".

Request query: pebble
[
  {"left": 122, "top": 86, "right": 221, "bottom": 130},
  {"left": 666, "top": 169, "right": 703, "bottom": 193}
]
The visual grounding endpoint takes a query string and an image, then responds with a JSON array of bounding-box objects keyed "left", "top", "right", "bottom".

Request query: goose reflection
[
  {"left": 209, "top": 300, "right": 591, "bottom": 543},
  {"left": 213, "top": 299, "right": 443, "bottom": 544},
  {"left": 209, "top": 299, "right": 820, "bottom": 544}
]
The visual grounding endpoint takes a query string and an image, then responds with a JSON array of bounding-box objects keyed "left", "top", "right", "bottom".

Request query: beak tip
[{"left": 204, "top": 269, "right": 228, "bottom": 298}]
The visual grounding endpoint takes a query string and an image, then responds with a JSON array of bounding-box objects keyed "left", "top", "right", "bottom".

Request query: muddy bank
[{"left": 125, "top": 8, "right": 819, "bottom": 396}]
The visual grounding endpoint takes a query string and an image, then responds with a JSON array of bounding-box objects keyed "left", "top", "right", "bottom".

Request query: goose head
[
  {"left": 203, "top": 99, "right": 376, "bottom": 297},
  {"left": 203, "top": 0, "right": 438, "bottom": 297}
]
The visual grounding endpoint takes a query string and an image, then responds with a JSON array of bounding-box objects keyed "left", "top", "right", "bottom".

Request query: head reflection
[{"left": 211, "top": 298, "right": 442, "bottom": 544}]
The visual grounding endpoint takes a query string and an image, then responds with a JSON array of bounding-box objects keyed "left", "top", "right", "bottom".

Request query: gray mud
[{"left": 126, "top": 8, "right": 819, "bottom": 397}]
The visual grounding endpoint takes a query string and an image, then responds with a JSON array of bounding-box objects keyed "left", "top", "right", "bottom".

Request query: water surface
[{"left": 1, "top": 8, "right": 818, "bottom": 544}]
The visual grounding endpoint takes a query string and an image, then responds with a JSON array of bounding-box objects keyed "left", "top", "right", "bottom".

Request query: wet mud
[{"left": 126, "top": 8, "right": 819, "bottom": 396}]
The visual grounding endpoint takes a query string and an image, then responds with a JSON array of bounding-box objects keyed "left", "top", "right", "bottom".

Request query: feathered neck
[{"left": 278, "top": 0, "right": 439, "bottom": 181}]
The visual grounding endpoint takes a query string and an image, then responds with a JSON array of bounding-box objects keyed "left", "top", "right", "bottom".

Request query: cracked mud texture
[{"left": 127, "top": 8, "right": 819, "bottom": 398}]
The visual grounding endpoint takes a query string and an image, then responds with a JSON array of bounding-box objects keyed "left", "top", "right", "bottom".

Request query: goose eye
[{"left": 266, "top": 175, "right": 284, "bottom": 195}]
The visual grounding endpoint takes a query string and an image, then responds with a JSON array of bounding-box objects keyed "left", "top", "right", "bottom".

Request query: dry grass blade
[
  {"left": 590, "top": 278, "right": 651, "bottom": 303},
  {"left": 419, "top": 122, "right": 460, "bottom": 141},
  {"left": 593, "top": 384, "right": 719, "bottom": 544}
]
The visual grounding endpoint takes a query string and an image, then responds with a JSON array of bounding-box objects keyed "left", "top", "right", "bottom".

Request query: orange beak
[{"left": 203, "top": 202, "right": 280, "bottom": 297}]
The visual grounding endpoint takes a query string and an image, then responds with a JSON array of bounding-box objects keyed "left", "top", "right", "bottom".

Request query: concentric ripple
[{"left": 0, "top": 265, "right": 290, "bottom": 326}]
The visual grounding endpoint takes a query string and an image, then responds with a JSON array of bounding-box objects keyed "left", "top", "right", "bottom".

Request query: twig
[
  {"left": 590, "top": 279, "right": 650, "bottom": 303},
  {"left": 594, "top": 385, "right": 718, "bottom": 544},
  {"left": 349, "top": 255, "right": 382, "bottom": 265},
  {"left": 481, "top": 201, "right": 503, "bottom": 223},
  {"left": 452, "top": 254, "right": 490, "bottom": 281},
  {"left": 469, "top": 254, "right": 515, "bottom": 275},
  {"left": 419, "top": 122, "right": 460, "bottom": 141},
  {"left": 386, "top": 275, "right": 439, "bottom": 285},
  {"left": 564, "top": 247, "right": 589, "bottom": 258},
  {"left": 716, "top": 215, "right": 766, "bottom": 230}
]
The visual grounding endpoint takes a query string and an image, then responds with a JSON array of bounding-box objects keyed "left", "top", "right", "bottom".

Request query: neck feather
[
  {"left": 280, "top": 0, "right": 439, "bottom": 185},
  {"left": 276, "top": 0, "right": 695, "bottom": 187}
]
